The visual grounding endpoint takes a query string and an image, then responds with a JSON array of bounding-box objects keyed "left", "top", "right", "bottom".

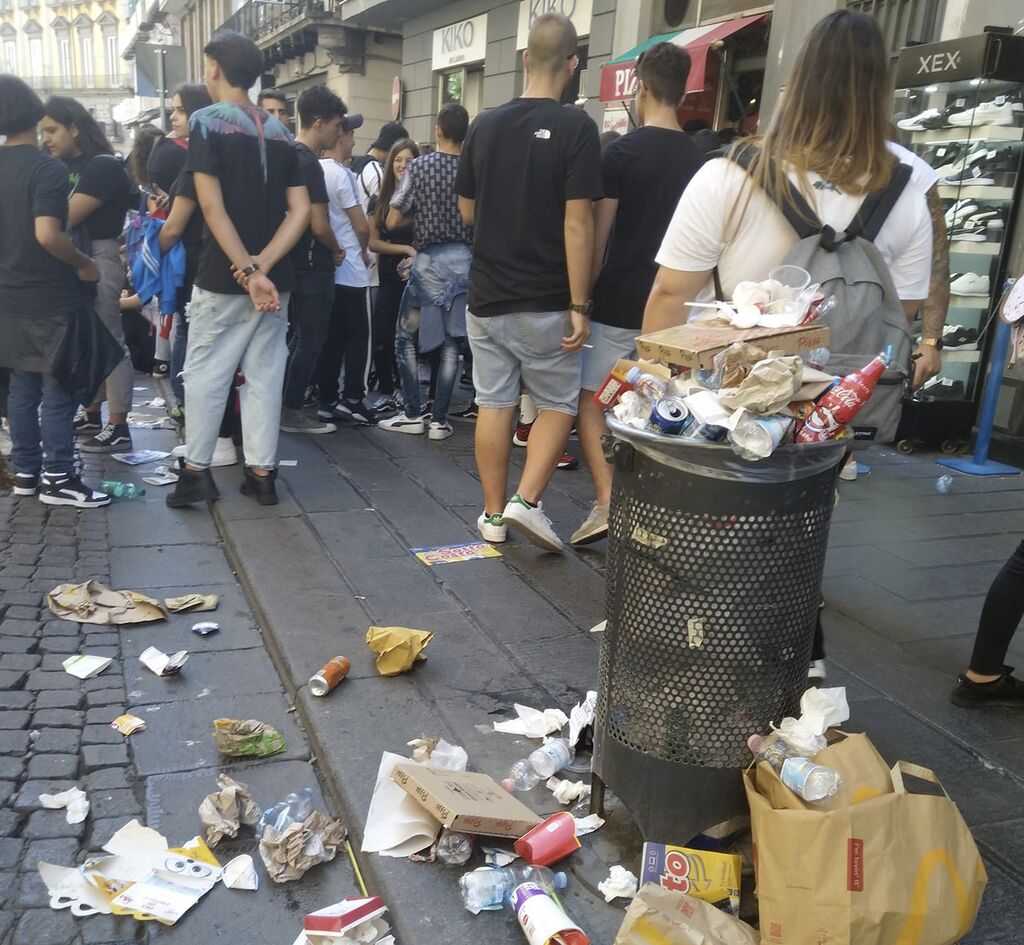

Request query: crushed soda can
[{"left": 192, "top": 621, "right": 220, "bottom": 636}]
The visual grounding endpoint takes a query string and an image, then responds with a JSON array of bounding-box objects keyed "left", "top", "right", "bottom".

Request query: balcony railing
[
  {"left": 19, "top": 74, "right": 133, "bottom": 92},
  {"left": 221, "top": 0, "right": 337, "bottom": 44}
]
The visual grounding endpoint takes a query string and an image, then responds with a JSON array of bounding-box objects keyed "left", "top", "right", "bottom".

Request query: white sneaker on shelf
[
  {"left": 896, "top": 108, "right": 940, "bottom": 131},
  {"left": 949, "top": 273, "right": 990, "bottom": 296},
  {"left": 948, "top": 100, "right": 1018, "bottom": 127},
  {"left": 502, "top": 495, "right": 564, "bottom": 553}
]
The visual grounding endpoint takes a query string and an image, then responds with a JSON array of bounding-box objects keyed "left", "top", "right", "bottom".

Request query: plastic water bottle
[
  {"left": 748, "top": 733, "right": 841, "bottom": 803},
  {"left": 99, "top": 480, "right": 146, "bottom": 499},
  {"left": 529, "top": 738, "right": 573, "bottom": 778},
  {"left": 936, "top": 474, "right": 953, "bottom": 494},
  {"left": 436, "top": 829, "right": 474, "bottom": 866},
  {"left": 458, "top": 866, "right": 568, "bottom": 914},
  {"left": 502, "top": 758, "right": 541, "bottom": 792},
  {"left": 625, "top": 367, "right": 667, "bottom": 419}
]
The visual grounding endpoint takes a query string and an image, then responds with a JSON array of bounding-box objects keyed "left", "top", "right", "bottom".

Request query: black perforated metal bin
[{"left": 593, "top": 419, "right": 845, "bottom": 842}]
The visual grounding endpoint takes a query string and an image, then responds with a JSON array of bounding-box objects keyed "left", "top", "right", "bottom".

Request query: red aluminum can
[{"left": 309, "top": 656, "right": 351, "bottom": 696}]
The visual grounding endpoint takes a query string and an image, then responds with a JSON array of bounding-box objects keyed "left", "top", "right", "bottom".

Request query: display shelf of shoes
[
  {"left": 911, "top": 126, "right": 1024, "bottom": 146},
  {"left": 949, "top": 297, "right": 991, "bottom": 309},
  {"left": 942, "top": 349, "right": 982, "bottom": 363},
  {"left": 938, "top": 185, "right": 1015, "bottom": 201}
]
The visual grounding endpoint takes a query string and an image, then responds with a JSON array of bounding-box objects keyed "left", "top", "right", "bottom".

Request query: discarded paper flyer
[
  {"left": 111, "top": 714, "right": 147, "bottom": 736},
  {"left": 139, "top": 646, "right": 189, "bottom": 677},
  {"left": 142, "top": 466, "right": 179, "bottom": 486},
  {"left": 48, "top": 581, "right": 168, "bottom": 626},
  {"left": 361, "top": 753, "right": 442, "bottom": 858},
  {"left": 111, "top": 450, "right": 171, "bottom": 465},
  {"left": 62, "top": 654, "right": 112, "bottom": 679},
  {"left": 411, "top": 542, "right": 502, "bottom": 566}
]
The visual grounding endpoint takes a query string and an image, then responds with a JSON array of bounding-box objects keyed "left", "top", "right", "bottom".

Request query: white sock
[{"left": 519, "top": 393, "right": 537, "bottom": 425}]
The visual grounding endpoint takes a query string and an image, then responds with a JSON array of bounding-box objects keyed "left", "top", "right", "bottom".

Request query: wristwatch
[
  {"left": 919, "top": 337, "right": 944, "bottom": 350},
  {"left": 569, "top": 300, "right": 593, "bottom": 316},
  {"left": 240, "top": 262, "right": 261, "bottom": 278}
]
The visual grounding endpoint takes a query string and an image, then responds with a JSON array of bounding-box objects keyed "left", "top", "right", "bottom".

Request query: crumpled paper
[
  {"left": 407, "top": 737, "right": 468, "bottom": 771},
  {"left": 258, "top": 809, "right": 346, "bottom": 883},
  {"left": 599, "top": 865, "right": 639, "bottom": 902},
  {"left": 221, "top": 853, "right": 259, "bottom": 890},
  {"left": 713, "top": 342, "right": 771, "bottom": 389},
  {"left": 574, "top": 813, "right": 604, "bottom": 836},
  {"left": 547, "top": 776, "right": 591, "bottom": 806},
  {"left": 494, "top": 703, "right": 569, "bottom": 738},
  {"left": 365, "top": 626, "right": 434, "bottom": 676},
  {"left": 774, "top": 687, "right": 850, "bottom": 756},
  {"left": 614, "top": 884, "right": 760, "bottom": 945},
  {"left": 139, "top": 646, "right": 189, "bottom": 677},
  {"left": 164, "top": 593, "right": 219, "bottom": 613},
  {"left": 718, "top": 355, "right": 804, "bottom": 415},
  {"left": 198, "top": 774, "right": 261, "bottom": 847},
  {"left": 213, "top": 719, "right": 286, "bottom": 758},
  {"left": 39, "top": 786, "right": 89, "bottom": 824},
  {"left": 48, "top": 581, "right": 168, "bottom": 626},
  {"left": 569, "top": 691, "right": 597, "bottom": 748}
]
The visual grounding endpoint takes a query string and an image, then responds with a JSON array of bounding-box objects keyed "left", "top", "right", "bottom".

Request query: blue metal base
[{"left": 937, "top": 458, "right": 1021, "bottom": 477}]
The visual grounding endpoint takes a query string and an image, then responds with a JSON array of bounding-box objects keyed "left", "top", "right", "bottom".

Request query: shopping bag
[
  {"left": 746, "top": 749, "right": 987, "bottom": 945},
  {"left": 50, "top": 303, "right": 124, "bottom": 405}
]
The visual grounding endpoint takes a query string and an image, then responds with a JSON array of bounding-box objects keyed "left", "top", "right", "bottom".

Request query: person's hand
[
  {"left": 77, "top": 260, "right": 100, "bottom": 283},
  {"left": 247, "top": 271, "right": 280, "bottom": 312},
  {"left": 562, "top": 310, "right": 591, "bottom": 352},
  {"left": 332, "top": 248, "right": 346, "bottom": 267},
  {"left": 911, "top": 343, "right": 942, "bottom": 390},
  {"left": 362, "top": 249, "right": 373, "bottom": 269},
  {"left": 231, "top": 257, "right": 263, "bottom": 290}
]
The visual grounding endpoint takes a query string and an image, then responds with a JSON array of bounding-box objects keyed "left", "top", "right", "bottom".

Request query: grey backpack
[{"left": 727, "top": 147, "right": 914, "bottom": 443}]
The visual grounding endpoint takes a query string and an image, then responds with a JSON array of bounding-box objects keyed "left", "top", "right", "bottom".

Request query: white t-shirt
[
  {"left": 321, "top": 158, "right": 370, "bottom": 289},
  {"left": 356, "top": 159, "right": 383, "bottom": 286},
  {"left": 656, "top": 141, "right": 934, "bottom": 301}
]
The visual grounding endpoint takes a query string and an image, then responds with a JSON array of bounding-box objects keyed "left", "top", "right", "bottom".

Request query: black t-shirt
[
  {"left": 147, "top": 136, "right": 189, "bottom": 193},
  {"left": 186, "top": 102, "right": 302, "bottom": 294},
  {"left": 0, "top": 145, "right": 85, "bottom": 318},
  {"left": 170, "top": 170, "right": 205, "bottom": 293},
  {"left": 592, "top": 126, "right": 706, "bottom": 329},
  {"left": 290, "top": 141, "right": 332, "bottom": 273},
  {"left": 64, "top": 153, "right": 131, "bottom": 240},
  {"left": 367, "top": 194, "right": 413, "bottom": 285},
  {"left": 456, "top": 98, "right": 602, "bottom": 316}
]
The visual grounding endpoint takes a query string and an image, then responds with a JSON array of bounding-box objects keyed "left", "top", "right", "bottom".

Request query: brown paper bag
[
  {"left": 614, "top": 884, "right": 759, "bottom": 945},
  {"left": 746, "top": 755, "right": 987, "bottom": 945}
]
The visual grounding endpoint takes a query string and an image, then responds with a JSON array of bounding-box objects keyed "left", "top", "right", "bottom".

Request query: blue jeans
[
  {"left": 7, "top": 370, "right": 77, "bottom": 476},
  {"left": 284, "top": 268, "right": 335, "bottom": 410},
  {"left": 396, "top": 322, "right": 459, "bottom": 422},
  {"left": 183, "top": 287, "right": 289, "bottom": 470}
]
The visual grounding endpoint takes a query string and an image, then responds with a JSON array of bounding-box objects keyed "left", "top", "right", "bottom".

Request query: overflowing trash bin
[{"left": 593, "top": 419, "right": 845, "bottom": 842}]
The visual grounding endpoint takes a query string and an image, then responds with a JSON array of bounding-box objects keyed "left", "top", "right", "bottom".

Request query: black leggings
[
  {"left": 968, "top": 540, "right": 1024, "bottom": 675},
  {"left": 372, "top": 279, "right": 403, "bottom": 396}
]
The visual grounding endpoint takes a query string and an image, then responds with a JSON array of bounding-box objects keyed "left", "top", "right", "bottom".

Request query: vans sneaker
[
  {"left": 378, "top": 412, "right": 426, "bottom": 435},
  {"left": 80, "top": 423, "right": 132, "bottom": 454},
  {"left": 477, "top": 511, "right": 507, "bottom": 543},
  {"left": 502, "top": 494, "right": 564, "bottom": 553},
  {"left": 38, "top": 472, "right": 111, "bottom": 509},
  {"left": 13, "top": 472, "right": 39, "bottom": 496},
  {"left": 73, "top": 410, "right": 102, "bottom": 436}
]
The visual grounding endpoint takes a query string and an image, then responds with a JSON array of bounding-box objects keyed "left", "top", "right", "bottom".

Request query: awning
[{"left": 599, "top": 12, "right": 769, "bottom": 103}]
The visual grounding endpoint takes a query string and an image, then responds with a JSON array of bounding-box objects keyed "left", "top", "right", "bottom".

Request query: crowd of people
[{"left": 0, "top": 8, "right": 1022, "bottom": 703}]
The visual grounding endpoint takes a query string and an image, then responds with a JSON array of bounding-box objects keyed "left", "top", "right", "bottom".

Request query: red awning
[{"left": 599, "top": 12, "right": 769, "bottom": 103}]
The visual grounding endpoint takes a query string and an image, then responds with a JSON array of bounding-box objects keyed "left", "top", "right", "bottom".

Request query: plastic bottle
[
  {"left": 99, "top": 480, "right": 146, "bottom": 499},
  {"left": 936, "top": 474, "right": 953, "bottom": 494},
  {"left": 748, "top": 734, "right": 841, "bottom": 803},
  {"left": 436, "top": 829, "right": 474, "bottom": 866},
  {"left": 796, "top": 348, "right": 892, "bottom": 443},
  {"left": 256, "top": 788, "right": 314, "bottom": 837},
  {"left": 503, "top": 758, "right": 541, "bottom": 792},
  {"left": 625, "top": 367, "right": 667, "bottom": 415},
  {"left": 529, "top": 738, "right": 573, "bottom": 778},
  {"left": 458, "top": 866, "right": 568, "bottom": 914}
]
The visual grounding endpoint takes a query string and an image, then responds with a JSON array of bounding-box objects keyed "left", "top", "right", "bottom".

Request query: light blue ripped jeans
[{"left": 182, "top": 286, "right": 290, "bottom": 470}]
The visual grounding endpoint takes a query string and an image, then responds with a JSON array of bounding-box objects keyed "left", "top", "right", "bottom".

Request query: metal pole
[{"left": 157, "top": 48, "right": 167, "bottom": 132}]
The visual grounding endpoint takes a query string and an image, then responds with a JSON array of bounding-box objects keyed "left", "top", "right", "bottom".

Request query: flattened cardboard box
[
  {"left": 391, "top": 764, "right": 542, "bottom": 838},
  {"left": 636, "top": 323, "right": 831, "bottom": 370}
]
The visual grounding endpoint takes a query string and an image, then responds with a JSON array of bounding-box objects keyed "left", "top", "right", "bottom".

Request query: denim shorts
[
  {"left": 466, "top": 310, "right": 582, "bottom": 415},
  {"left": 580, "top": 321, "right": 639, "bottom": 391}
]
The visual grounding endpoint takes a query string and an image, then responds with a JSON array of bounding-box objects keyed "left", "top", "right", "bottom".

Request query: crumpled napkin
[
  {"left": 365, "top": 626, "right": 434, "bottom": 676},
  {"left": 407, "top": 736, "right": 468, "bottom": 771},
  {"left": 718, "top": 355, "right": 804, "bottom": 415},
  {"left": 493, "top": 703, "right": 568, "bottom": 738},
  {"left": 198, "top": 774, "right": 261, "bottom": 847},
  {"left": 546, "top": 776, "right": 590, "bottom": 805},
  {"left": 774, "top": 687, "right": 850, "bottom": 756},
  {"left": 598, "top": 865, "right": 639, "bottom": 902},
  {"left": 39, "top": 786, "right": 89, "bottom": 824}
]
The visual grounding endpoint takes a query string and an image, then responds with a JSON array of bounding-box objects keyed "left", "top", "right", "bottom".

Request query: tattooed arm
[{"left": 912, "top": 183, "right": 949, "bottom": 389}]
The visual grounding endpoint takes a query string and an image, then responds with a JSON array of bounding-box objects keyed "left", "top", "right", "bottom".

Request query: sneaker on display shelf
[
  {"left": 948, "top": 99, "right": 1021, "bottom": 127},
  {"left": 896, "top": 107, "right": 942, "bottom": 131},
  {"left": 942, "top": 325, "right": 979, "bottom": 349},
  {"left": 950, "top": 272, "right": 990, "bottom": 296}
]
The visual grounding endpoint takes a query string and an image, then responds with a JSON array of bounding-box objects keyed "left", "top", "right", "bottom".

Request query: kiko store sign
[{"left": 433, "top": 14, "right": 488, "bottom": 71}]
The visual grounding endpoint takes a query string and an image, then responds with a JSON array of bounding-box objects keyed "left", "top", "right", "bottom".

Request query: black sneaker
[
  {"left": 451, "top": 402, "right": 479, "bottom": 422},
  {"left": 323, "top": 399, "right": 378, "bottom": 426},
  {"left": 73, "top": 410, "right": 102, "bottom": 436},
  {"left": 38, "top": 473, "right": 110, "bottom": 509},
  {"left": 81, "top": 423, "right": 132, "bottom": 454},
  {"left": 950, "top": 671, "right": 1024, "bottom": 707},
  {"left": 165, "top": 459, "right": 219, "bottom": 508},
  {"left": 13, "top": 472, "right": 39, "bottom": 496},
  {"left": 240, "top": 466, "right": 278, "bottom": 506}
]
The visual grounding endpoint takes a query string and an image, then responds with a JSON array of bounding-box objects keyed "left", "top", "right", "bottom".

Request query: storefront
[
  {"left": 432, "top": 13, "right": 488, "bottom": 121},
  {"left": 598, "top": 12, "right": 770, "bottom": 137}
]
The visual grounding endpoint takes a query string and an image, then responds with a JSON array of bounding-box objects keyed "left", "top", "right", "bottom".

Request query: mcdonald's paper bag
[
  {"left": 613, "top": 884, "right": 759, "bottom": 945},
  {"left": 745, "top": 755, "right": 987, "bottom": 945}
]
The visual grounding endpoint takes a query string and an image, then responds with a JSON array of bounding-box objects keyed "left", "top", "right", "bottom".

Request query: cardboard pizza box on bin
[
  {"left": 635, "top": 322, "right": 831, "bottom": 370},
  {"left": 391, "top": 764, "right": 542, "bottom": 838}
]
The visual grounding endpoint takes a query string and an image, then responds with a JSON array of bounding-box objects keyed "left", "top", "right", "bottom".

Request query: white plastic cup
[{"left": 768, "top": 264, "right": 812, "bottom": 301}]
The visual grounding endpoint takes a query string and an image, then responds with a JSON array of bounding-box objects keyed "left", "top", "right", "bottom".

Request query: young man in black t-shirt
[
  {"left": 455, "top": 13, "right": 601, "bottom": 553},
  {"left": 166, "top": 30, "right": 310, "bottom": 509},
  {"left": 281, "top": 84, "right": 347, "bottom": 436},
  {"left": 572, "top": 42, "right": 705, "bottom": 546}
]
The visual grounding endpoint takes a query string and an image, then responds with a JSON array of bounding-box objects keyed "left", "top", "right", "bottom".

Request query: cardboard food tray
[{"left": 636, "top": 322, "right": 830, "bottom": 370}]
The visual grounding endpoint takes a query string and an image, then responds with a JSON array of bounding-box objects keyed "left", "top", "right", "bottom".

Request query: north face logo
[{"left": 534, "top": 129, "right": 551, "bottom": 139}]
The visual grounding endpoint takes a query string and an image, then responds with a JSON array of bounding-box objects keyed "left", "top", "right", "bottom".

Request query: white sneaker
[
  {"left": 170, "top": 437, "right": 238, "bottom": 467},
  {"left": 378, "top": 412, "right": 426, "bottom": 435},
  {"left": 948, "top": 101, "right": 1017, "bottom": 127},
  {"left": 570, "top": 502, "right": 609, "bottom": 546},
  {"left": 838, "top": 456, "right": 857, "bottom": 481},
  {"left": 950, "top": 273, "right": 990, "bottom": 296},
  {"left": 896, "top": 108, "right": 940, "bottom": 131},
  {"left": 502, "top": 495, "right": 564, "bottom": 553},
  {"left": 477, "top": 511, "right": 507, "bottom": 543},
  {"left": 428, "top": 421, "right": 453, "bottom": 441}
]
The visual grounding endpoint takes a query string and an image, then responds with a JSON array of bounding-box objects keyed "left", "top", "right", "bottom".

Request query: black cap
[
  {"left": 341, "top": 113, "right": 364, "bottom": 132},
  {"left": 371, "top": 121, "right": 408, "bottom": 152}
]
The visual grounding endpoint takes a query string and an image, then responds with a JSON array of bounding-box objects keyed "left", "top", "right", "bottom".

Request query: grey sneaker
[
  {"left": 280, "top": 408, "right": 336, "bottom": 435},
  {"left": 570, "top": 502, "right": 609, "bottom": 546}
]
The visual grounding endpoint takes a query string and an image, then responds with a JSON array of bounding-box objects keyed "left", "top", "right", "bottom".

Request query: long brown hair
[
  {"left": 373, "top": 138, "right": 420, "bottom": 228},
  {"left": 742, "top": 10, "right": 897, "bottom": 208}
]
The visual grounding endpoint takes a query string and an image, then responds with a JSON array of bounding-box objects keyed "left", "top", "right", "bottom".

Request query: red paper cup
[{"left": 514, "top": 812, "right": 581, "bottom": 866}]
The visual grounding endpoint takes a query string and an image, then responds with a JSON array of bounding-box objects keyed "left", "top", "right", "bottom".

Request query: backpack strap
[
  {"left": 849, "top": 162, "right": 913, "bottom": 243},
  {"left": 728, "top": 144, "right": 822, "bottom": 240}
]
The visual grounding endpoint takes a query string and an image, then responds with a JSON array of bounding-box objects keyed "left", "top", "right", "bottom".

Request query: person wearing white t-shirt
[
  {"left": 646, "top": 10, "right": 940, "bottom": 394},
  {"left": 315, "top": 131, "right": 376, "bottom": 426}
]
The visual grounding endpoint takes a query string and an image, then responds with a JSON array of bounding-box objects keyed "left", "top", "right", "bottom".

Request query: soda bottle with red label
[{"left": 796, "top": 348, "right": 892, "bottom": 443}]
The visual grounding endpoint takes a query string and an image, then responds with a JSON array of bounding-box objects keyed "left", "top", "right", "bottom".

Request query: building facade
[{"left": 1, "top": 0, "right": 132, "bottom": 143}]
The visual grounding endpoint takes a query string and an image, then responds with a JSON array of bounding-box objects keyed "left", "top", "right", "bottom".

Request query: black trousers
[
  {"left": 372, "top": 279, "right": 403, "bottom": 396},
  {"left": 316, "top": 284, "right": 372, "bottom": 406},
  {"left": 968, "top": 540, "right": 1024, "bottom": 675}
]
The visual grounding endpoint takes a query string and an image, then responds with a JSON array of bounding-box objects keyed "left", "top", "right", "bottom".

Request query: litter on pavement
[
  {"left": 110, "top": 714, "right": 146, "bottom": 736},
  {"left": 411, "top": 541, "right": 503, "bottom": 565},
  {"left": 493, "top": 703, "right": 569, "bottom": 738},
  {"left": 299, "top": 896, "right": 393, "bottom": 945},
  {"left": 365, "top": 625, "right": 434, "bottom": 676},
  {"left": 197, "top": 774, "right": 261, "bottom": 847},
  {"left": 221, "top": 854, "right": 259, "bottom": 891},
  {"left": 111, "top": 449, "right": 171, "bottom": 465},
  {"left": 361, "top": 752, "right": 446, "bottom": 857},
  {"left": 139, "top": 645, "right": 189, "bottom": 677},
  {"left": 212, "top": 718, "right": 286, "bottom": 758},
  {"left": 640, "top": 843, "right": 742, "bottom": 915},
  {"left": 61, "top": 654, "right": 112, "bottom": 679},
  {"left": 614, "top": 885, "right": 759, "bottom": 945},
  {"left": 599, "top": 866, "right": 639, "bottom": 902},
  {"left": 258, "top": 804, "right": 346, "bottom": 883},
  {"left": 38, "top": 786, "right": 89, "bottom": 824},
  {"left": 48, "top": 581, "right": 168, "bottom": 626},
  {"left": 164, "top": 593, "right": 219, "bottom": 613},
  {"left": 192, "top": 621, "right": 219, "bottom": 635}
]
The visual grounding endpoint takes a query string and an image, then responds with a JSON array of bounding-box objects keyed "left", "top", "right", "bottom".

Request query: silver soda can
[{"left": 649, "top": 396, "right": 691, "bottom": 435}]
